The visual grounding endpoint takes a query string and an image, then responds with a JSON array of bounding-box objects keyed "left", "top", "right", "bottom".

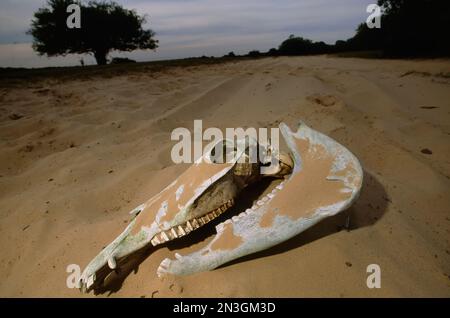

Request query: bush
[
  {"left": 248, "top": 50, "right": 261, "bottom": 58},
  {"left": 278, "top": 35, "right": 331, "bottom": 55},
  {"left": 110, "top": 57, "right": 137, "bottom": 64}
]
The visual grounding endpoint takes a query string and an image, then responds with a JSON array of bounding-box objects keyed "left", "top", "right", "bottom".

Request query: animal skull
[{"left": 79, "top": 121, "right": 363, "bottom": 292}]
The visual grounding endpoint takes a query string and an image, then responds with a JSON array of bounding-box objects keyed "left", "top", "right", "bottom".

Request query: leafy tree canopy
[
  {"left": 29, "top": 0, "right": 158, "bottom": 65},
  {"left": 278, "top": 35, "right": 331, "bottom": 55},
  {"left": 346, "top": 0, "right": 450, "bottom": 56}
]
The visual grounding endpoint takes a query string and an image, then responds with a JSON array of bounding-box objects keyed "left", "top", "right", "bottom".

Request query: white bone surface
[{"left": 157, "top": 121, "right": 363, "bottom": 276}]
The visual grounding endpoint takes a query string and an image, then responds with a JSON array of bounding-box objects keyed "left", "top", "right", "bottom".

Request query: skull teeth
[
  {"left": 218, "top": 186, "right": 280, "bottom": 226},
  {"left": 151, "top": 236, "right": 161, "bottom": 246},
  {"left": 160, "top": 231, "right": 169, "bottom": 242},
  {"left": 107, "top": 257, "right": 117, "bottom": 270},
  {"left": 170, "top": 228, "right": 178, "bottom": 239},
  {"left": 160, "top": 258, "right": 171, "bottom": 268},
  {"left": 150, "top": 199, "right": 234, "bottom": 246},
  {"left": 191, "top": 218, "right": 200, "bottom": 228},
  {"left": 178, "top": 226, "right": 186, "bottom": 236}
]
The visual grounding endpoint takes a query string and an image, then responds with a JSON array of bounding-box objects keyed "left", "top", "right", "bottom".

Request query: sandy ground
[{"left": 0, "top": 56, "right": 449, "bottom": 297}]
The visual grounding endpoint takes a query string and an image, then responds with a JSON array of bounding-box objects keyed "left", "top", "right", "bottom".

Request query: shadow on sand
[{"left": 92, "top": 170, "right": 388, "bottom": 296}]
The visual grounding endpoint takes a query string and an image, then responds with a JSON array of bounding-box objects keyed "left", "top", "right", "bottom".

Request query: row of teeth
[
  {"left": 150, "top": 199, "right": 235, "bottom": 246},
  {"left": 216, "top": 181, "right": 285, "bottom": 231},
  {"left": 157, "top": 181, "right": 286, "bottom": 277}
]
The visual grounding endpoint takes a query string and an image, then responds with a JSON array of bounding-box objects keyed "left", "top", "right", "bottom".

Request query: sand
[{"left": 0, "top": 56, "right": 449, "bottom": 297}]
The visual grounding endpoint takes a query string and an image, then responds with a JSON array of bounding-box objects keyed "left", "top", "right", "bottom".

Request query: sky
[{"left": 0, "top": 0, "right": 375, "bottom": 68}]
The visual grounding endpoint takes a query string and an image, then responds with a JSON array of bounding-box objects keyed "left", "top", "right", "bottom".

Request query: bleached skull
[{"left": 79, "top": 121, "right": 362, "bottom": 292}]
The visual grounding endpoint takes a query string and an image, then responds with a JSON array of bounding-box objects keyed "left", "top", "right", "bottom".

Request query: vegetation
[
  {"left": 278, "top": 35, "right": 331, "bottom": 56},
  {"left": 0, "top": 56, "right": 241, "bottom": 85},
  {"left": 29, "top": 0, "right": 158, "bottom": 65},
  {"left": 24, "top": 0, "right": 450, "bottom": 69},
  {"left": 248, "top": 50, "right": 262, "bottom": 58},
  {"left": 224, "top": 51, "right": 236, "bottom": 58},
  {"left": 261, "top": 0, "right": 450, "bottom": 58},
  {"left": 335, "top": 0, "right": 450, "bottom": 57},
  {"left": 110, "top": 57, "right": 137, "bottom": 64}
]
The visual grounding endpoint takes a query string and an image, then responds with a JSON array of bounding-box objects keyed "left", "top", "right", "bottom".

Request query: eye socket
[
  {"left": 210, "top": 140, "right": 237, "bottom": 164},
  {"left": 208, "top": 138, "right": 261, "bottom": 164}
]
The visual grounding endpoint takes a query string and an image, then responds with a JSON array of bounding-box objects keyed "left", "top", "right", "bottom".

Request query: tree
[
  {"left": 344, "top": 23, "right": 383, "bottom": 51},
  {"left": 343, "top": 0, "right": 450, "bottom": 57},
  {"left": 278, "top": 36, "right": 313, "bottom": 55},
  {"left": 378, "top": 0, "right": 450, "bottom": 56},
  {"left": 248, "top": 50, "right": 261, "bottom": 58},
  {"left": 28, "top": 0, "right": 158, "bottom": 65},
  {"left": 267, "top": 48, "right": 278, "bottom": 56},
  {"left": 334, "top": 40, "right": 347, "bottom": 51}
]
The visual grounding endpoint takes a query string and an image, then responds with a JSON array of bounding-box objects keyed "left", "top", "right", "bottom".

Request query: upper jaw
[
  {"left": 79, "top": 217, "right": 142, "bottom": 292},
  {"left": 79, "top": 199, "right": 237, "bottom": 292},
  {"left": 78, "top": 138, "right": 254, "bottom": 292},
  {"left": 149, "top": 199, "right": 235, "bottom": 246}
]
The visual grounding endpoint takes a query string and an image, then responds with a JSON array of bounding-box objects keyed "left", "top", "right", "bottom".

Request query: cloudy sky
[{"left": 0, "top": 0, "right": 374, "bottom": 68}]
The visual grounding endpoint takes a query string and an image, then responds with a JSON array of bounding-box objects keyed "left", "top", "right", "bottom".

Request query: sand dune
[{"left": 0, "top": 56, "right": 449, "bottom": 297}]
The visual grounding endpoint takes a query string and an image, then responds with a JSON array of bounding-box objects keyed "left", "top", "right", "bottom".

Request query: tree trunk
[{"left": 94, "top": 51, "right": 107, "bottom": 65}]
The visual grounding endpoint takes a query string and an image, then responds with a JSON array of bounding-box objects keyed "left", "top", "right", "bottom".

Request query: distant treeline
[{"left": 237, "top": 0, "right": 450, "bottom": 58}]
